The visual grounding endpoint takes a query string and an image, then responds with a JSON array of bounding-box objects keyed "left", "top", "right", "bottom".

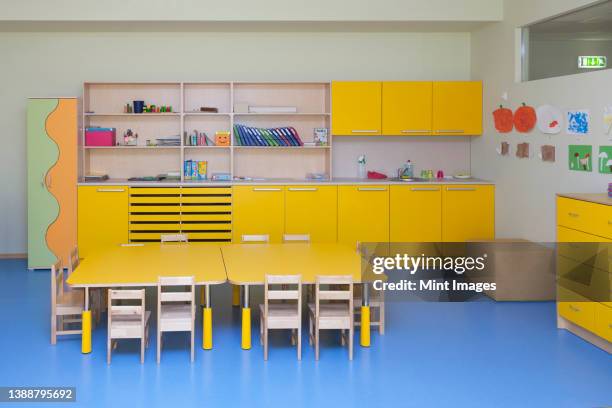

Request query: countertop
[
  {"left": 78, "top": 177, "right": 494, "bottom": 187},
  {"left": 557, "top": 193, "right": 612, "bottom": 206}
]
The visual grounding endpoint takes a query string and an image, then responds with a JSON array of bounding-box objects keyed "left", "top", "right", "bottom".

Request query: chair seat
[
  {"left": 56, "top": 291, "right": 85, "bottom": 316},
  {"left": 110, "top": 311, "right": 151, "bottom": 338},
  {"left": 159, "top": 304, "right": 193, "bottom": 332},
  {"left": 259, "top": 303, "right": 299, "bottom": 318},
  {"left": 308, "top": 303, "right": 350, "bottom": 317},
  {"left": 259, "top": 304, "right": 300, "bottom": 329}
]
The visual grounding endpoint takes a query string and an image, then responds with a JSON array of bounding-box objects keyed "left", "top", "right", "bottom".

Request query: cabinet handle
[
  {"left": 569, "top": 305, "right": 581, "bottom": 312},
  {"left": 446, "top": 187, "right": 476, "bottom": 191},
  {"left": 351, "top": 130, "right": 379, "bottom": 133},
  {"left": 121, "top": 243, "right": 144, "bottom": 247},
  {"left": 436, "top": 129, "right": 465, "bottom": 133},
  {"left": 45, "top": 173, "right": 52, "bottom": 189},
  {"left": 568, "top": 212, "right": 579, "bottom": 218},
  {"left": 358, "top": 187, "right": 387, "bottom": 192},
  {"left": 411, "top": 187, "right": 440, "bottom": 191},
  {"left": 253, "top": 188, "right": 281, "bottom": 192},
  {"left": 288, "top": 188, "right": 318, "bottom": 192},
  {"left": 401, "top": 130, "right": 431, "bottom": 134},
  {"left": 96, "top": 188, "right": 125, "bottom": 193}
]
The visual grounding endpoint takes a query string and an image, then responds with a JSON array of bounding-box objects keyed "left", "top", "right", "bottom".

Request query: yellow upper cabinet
[
  {"left": 232, "top": 186, "right": 285, "bottom": 243},
  {"left": 285, "top": 185, "right": 337, "bottom": 243},
  {"left": 442, "top": 185, "right": 494, "bottom": 242},
  {"left": 332, "top": 81, "right": 382, "bottom": 136},
  {"left": 78, "top": 186, "right": 128, "bottom": 257},
  {"left": 432, "top": 81, "right": 482, "bottom": 136},
  {"left": 382, "top": 82, "right": 433, "bottom": 136},
  {"left": 390, "top": 185, "right": 441, "bottom": 242},
  {"left": 337, "top": 185, "right": 389, "bottom": 247}
]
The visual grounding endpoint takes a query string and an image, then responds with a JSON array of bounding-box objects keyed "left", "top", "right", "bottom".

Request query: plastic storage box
[{"left": 85, "top": 128, "right": 116, "bottom": 146}]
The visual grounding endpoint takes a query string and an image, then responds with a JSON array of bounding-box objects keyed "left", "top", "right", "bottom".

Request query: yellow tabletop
[
  {"left": 67, "top": 243, "right": 227, "bottom": 287},
  {"left": 222, "top": 243, "right": 364, "bottom": 285}
]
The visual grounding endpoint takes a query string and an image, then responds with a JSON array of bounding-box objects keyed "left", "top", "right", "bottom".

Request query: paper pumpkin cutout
[
  {"left": 569, "top": 145, "right": 592, "bottom": 171},
  {"left": 516, "top": 142, "right": 530, "bottom": 158},
  {"left": 536, "top": 105, "right": 562, "bottom": 134},
  {"left": 493, "top": 105, "right": 513, "bottom": 133},
  {"left": 539, "top": 145, "right": 555, "bottom": 162},
  {"left": 514, "top": 103, "right": 537, "bottom": 133},
  {"left": 567, "top": 110, "right": 590, "bottom": 135}
]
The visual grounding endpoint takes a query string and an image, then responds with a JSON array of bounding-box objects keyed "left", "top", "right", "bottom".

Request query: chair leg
[
  {"left": 51, "top": 315, "right": 57, "bottom": 345},
  {"left": 315, "top": 322, "right": 320, "bottom": 361},
  {"left": 263, "top": 323, "right": 268, "bottom": 361},
  {"left": 157, "top": 331, "right": 161, "bottom": 364},
  {"left": 379, "top": 302, "right": 385, "bottom": 335},
  {"left": 308, "top": 315, "right": 313, "bottom": 346},
  {"left": 349, "top": 326, "right": 354, "bottom": 360},
  {"left": 259, "top": 314, "right": 263, "bottom": 345},
  {"left": 107, "top": 337, "right": 111, "bottom": 364},
  {"left": 340, "top": 329, "right": 346, "bottom": 346},
  {"left": 297, "top": 328, "right": 301, "bottom": 361},
  {"left": 141, "top": 337, "right": 145, "bottom": 364},
  {"left": 190, "top": 329, "right": 195, "bottom": 363},
  {"left": 291, "top": 329, "right": 296, "bottom": 346}
]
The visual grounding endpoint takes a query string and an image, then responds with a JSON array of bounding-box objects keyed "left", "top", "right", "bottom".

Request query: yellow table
[
  {"left": 221, "top": 243, "right": 371, "bottom": 349},
  {"left": 67, "top": 243, "right": 227, "bottom": 353}
]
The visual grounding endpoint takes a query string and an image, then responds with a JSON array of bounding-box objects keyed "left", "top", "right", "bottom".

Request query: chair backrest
[
  {"left": 282, "top": 234, "right": 311, "bottom": 243},
  {"left": 68, "top": 247, "right": 79, "bottom": 275},
  {"left": 241, "top": 234, "right": 269, "bottom": 243},
  {"left": 158, "top": 276, "right": 195, "bottom": 303},
  {"left": 264, "top": 274, "right": 301, "bottom": 315},
  {"left": 108, "top": 289, "right": 146, "bottom": 331},
  {"left": 161, "top": 233, "right": 188, "bottom": 243},
  {"left": 315, "top": 275, "right": 353, "bottom": 316},
  {"left": 51, "top": 260, "right": 63, "bottom": 309}
]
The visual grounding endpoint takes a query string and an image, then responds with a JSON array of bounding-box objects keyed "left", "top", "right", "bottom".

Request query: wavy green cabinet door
[{"left": 27, "top": 98, "right": 60, "bottom": 269}]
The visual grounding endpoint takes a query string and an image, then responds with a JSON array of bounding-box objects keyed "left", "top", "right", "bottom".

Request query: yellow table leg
[
  {"left": 82, "top": 310, "right": 92, "bottom": 354},
  {"left": 360, "top": 306, "right": 371, "bottom": 347},
  {"left": 203, "top": 307, "right": 213, "bottom": 350},
  {"left": 232, "top": 285, "right": 240, "bottom": 307},
  {"left": 241, "top": 307, "right": 251, "bottom": 350}
]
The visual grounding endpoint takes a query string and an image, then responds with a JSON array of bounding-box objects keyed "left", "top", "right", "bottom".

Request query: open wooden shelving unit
[{"left": 81, "top": 82, "right": 332, "bottom": 181}]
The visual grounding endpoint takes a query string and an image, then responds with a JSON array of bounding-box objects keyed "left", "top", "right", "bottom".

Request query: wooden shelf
[
  {"left": 234, "top": 112, "right": 330, "bottom": 116},
  {"left": 84, "top": 146, "right": 181, "bottom": 149},
  {"left": 85, "top": 113, "right": 180, "bottom": 117},
  {"left": 233, "top": 146, "right": 329, "bottom": 149},
  {"left": 184, "top": 145, "right": 231, "bottom": 149},
  {"left": 183, "top": 112, "right": 231, "bottom": 116}
]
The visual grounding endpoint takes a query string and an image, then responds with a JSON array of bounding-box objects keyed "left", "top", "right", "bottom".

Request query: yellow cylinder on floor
[
  {"left": 241, "top": 307, "right": 251, "bottom": 350},
  {"left": 232, "top": 285, "right": 240, "bottom": 306},
  {"left": 360, "top": 306, "right": 371, "bottom": 347},
  {"left": 203, "top": 307, "right": 213, "bottom": 350},
  {"left": 82, "top": 310, "right": 92, "bottom": 354}
]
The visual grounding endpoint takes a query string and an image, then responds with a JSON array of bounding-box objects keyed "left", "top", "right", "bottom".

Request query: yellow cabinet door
[
  {"left": 332, "top": 81, "right": 382, "bottom": 136},
  {"left": 390, "top": 185, "right": 441, "bottom": 242},
  {"left": 594, "top": 303, "right": 612, "bottom": 342},
  {"left": 232, "top": 186, "right": 285, "bottom": 243},
  {"left": 285, "top": 185, "right": 337, "bottom": 243},
  {"left": 382, "top": 81, "right": 433, "bottom": 136},
  {"left": 338, "top": 185, "right": 389, "bottom": 247},
  {"left": 77, "top": 186, "right": 128, "bottom": 257},
  {"left": 442, "top": 185, "right": 494, "bottom": 242},
  {"left": 432, "top": 81, "right": 482, "bottom": 136}
]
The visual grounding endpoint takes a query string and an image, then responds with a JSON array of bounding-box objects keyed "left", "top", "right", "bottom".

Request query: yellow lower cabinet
[
  {"left": 442, "top": 185, "right": 494, "bottom": 242},
  {"left": 128, "top": 187, "right": 181, "bottom": 242},
  {"left": 594, "top": 303, "right": 612, "bottom": 342},
  {"left": 558, "top": 301, "right": 597, "bottom": 334},
  {"left": 78, "top": 186, "right": 128, "bottom": 257},
  {"left": 390, "top": 185, "right": 441, "bottom": 242},
  {"left": 285, "top": 185, "right": 337, "bottom": 243},
  {"left": 338, "top": 185, "right": 389, "bottom": 247},
  {"left": 232, "top": 186, "right": 285, "bottom": 243}
]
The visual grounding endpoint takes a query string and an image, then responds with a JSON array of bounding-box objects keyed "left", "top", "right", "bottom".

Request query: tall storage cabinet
[{"left": 27, "top": 98, "right": 78, "bottom": 269}]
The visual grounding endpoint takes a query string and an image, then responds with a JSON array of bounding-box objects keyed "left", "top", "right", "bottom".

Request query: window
[{"left": 521, "top": 0, "right": 612, "bottom": 81}]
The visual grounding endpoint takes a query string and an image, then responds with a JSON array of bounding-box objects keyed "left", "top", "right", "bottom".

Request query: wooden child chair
[
  {"left": 50, "top": 260, "right": 84, "bottom": 344},
  {"left": 157, "top": 276, "right": 196, "bottom": 363},
  {"left": 107, "top": 289, "right": 151, "bottom": 364}
]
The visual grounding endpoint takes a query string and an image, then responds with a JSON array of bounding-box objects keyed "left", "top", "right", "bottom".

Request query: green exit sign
[{"left": 578, "top": 56, "right": 607, "bottom": 69}]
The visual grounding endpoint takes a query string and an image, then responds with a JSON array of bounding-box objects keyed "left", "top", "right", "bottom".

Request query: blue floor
[{"left": 0, "top": 259, "right": 610, "bottom": 408}]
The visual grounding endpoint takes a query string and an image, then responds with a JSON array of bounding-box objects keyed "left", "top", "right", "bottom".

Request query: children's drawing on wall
[
  {"left": 516, "top": 142, "right": 530, "bottom": 158},
  {"left": 513, "top": 103, "right": 537, "bottom": 133},
  {"left": 536, "top": 105, "right": 562, "bottom": 134},
  {"left": 539, "top": 145, "right": 555, "bottom": 162},
  {"left": 566, "top": 110, "right": 590, "bottom": 135},
  {"left": 604, "top": 107, "right": 612, "bottom": 137},
  {"left": 569, "top": 145, "right": 592, "bottom": 172},
  {"left": 492, "top": 105, "right": 513, "bottom": 133},
  {"left": 496, "top": 141, "right": 510, "bottom": 156},
  {"left": 598, "top": 146, "right": 612, "bottom": 174}
]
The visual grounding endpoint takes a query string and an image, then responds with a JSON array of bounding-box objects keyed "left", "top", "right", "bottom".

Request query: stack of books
[
  {"left": 233, "top": 124, "right": 303, "bottom": 147},
  {"left": 184, "top": 160, "right": 207, "bottom": 180},
  {"left": 155, "top": 135, "right": 181, "bottom": 146}
]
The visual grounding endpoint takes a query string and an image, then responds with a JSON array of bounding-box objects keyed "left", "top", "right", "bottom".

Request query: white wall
[
  {"left": 0, "top": 31, "right": 471, "bottom": 255},
  {"left": 470, "top": 0, "right": 612, "bottom": 242}
]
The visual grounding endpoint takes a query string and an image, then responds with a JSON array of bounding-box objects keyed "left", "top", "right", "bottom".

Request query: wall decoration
[
  {"left": 566, "top": 110, "right": 590, "bottom": 135},
  {"left": 536, "top": 105, "right": 562, "bottom": 134},
  {"left": 604, "top": 107, "right": 612, "bottom": 136},
  {"left": 569, "top": 145, "right": 592, "bottom": 171},
  {"left": 513, "top": 103, "right": 537, "bottom": 133},
  {"left": 496, "top": 141, "right": 510, "bottom": 156},
  {"left": 598, "top": 146, "right": 612, "bottom": 174},
  {"left": 493, "top": 105, "right": 513, "bottom": 133},
  {"left": 539, "top": 145, "right": 556, "bottom": 162},
  {"left": 516, "top": 142, "right": 530, "bottom": 158}
]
